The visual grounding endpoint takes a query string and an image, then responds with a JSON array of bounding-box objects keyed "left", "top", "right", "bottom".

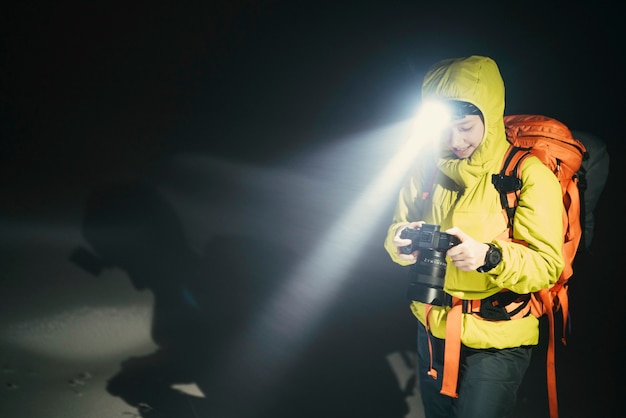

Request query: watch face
[
  {"left": 477, "top": 245, "right": 502, "bottom": 273},
  {"left": 487, "top": 248, "right": 502, "bottom": 265}
]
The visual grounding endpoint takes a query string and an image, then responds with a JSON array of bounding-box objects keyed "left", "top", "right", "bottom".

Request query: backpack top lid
[{"left": 503, "top": 114, "right": 587, "bottom": 179}]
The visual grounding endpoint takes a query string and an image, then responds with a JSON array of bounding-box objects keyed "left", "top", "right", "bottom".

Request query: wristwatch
[{"left": 477, "top": 243, "right": 502, "bottom": 273}]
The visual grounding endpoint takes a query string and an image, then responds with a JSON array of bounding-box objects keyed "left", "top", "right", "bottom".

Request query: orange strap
[
  {"left": 557, "top": 286, "right": 569, "bottom": 346},
  {"left": 531, "top": 286, "right": 569, "bottom": 418},
  {"left": 429, "top": 293, "right": 557, "bottom": 415},
  {"left": 437, "top": 295, "right": 536, "bottom": 401},
  {"left": 536, "top": 289, "right": 559, "bottom": 418},
  {"left": 424, "top": 304, "right": 438, "bottom": 379},
  {"left": 440, "top": 300, "right": 463, "bottom": 398}
]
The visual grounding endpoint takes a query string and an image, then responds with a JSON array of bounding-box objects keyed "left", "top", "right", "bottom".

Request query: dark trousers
[{"left": 416, "top": 321, "right": 532, "bottom": 418}]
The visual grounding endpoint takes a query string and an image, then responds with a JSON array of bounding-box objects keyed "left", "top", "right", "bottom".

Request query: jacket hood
[{"left": 421, "top": 55, "right": 510, "bottom": 187}]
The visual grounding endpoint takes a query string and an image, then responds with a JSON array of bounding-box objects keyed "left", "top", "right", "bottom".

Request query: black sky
[{"left": 1, "top": 0, "right": 623, "bottom": 214}]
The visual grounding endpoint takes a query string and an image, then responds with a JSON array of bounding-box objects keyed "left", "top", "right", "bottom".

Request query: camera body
[
  {"left": 400, "top": 224, "right": 460, "bottom": 305},
  {"left": 399, "top": 224, "right": 460, "bottom": 254}
]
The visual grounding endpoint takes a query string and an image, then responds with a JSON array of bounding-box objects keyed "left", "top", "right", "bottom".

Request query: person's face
[{"left": 441, "top": 115, "right": 485, "bottom": 159}]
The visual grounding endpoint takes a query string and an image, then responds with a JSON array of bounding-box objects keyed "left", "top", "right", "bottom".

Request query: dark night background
[{"left": 0, "top": 1, "right": 624, "bottom": 417}]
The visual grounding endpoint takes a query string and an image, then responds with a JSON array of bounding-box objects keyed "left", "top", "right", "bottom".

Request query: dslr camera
[{"left": 400, "top": 224, "right": 460, "bottom": 306}]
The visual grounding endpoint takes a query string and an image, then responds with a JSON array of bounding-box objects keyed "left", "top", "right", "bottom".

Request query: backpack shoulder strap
[{"left": 491, "top": 145, "right": 531, "bottom": 232}]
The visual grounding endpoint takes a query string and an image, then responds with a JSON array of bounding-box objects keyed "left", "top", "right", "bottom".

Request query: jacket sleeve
[{"left": 489, "top": 156, "right": 565, "bottom": 293}]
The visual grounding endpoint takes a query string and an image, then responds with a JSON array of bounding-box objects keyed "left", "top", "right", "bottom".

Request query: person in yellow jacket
[{"left": 384, "top": 55, "right": 564, "bottom": 417}]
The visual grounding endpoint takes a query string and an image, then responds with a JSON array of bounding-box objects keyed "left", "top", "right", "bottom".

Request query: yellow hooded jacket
[{"left": 384, "top": 55, "right": 564, "bottom": 349}]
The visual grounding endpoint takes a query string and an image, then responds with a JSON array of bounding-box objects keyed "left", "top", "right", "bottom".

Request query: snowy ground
[{"left": 0, "top": 145, "right": 427, "bottom": 418}]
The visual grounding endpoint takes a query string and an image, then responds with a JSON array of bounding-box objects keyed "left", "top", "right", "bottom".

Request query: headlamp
[{"left": 410, "top": 99, "right": 483, "bottom": 144}]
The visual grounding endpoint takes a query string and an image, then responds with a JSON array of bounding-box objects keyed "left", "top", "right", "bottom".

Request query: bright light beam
[{"left": 208, "top": 105, "right": 448, "bottom": 416}]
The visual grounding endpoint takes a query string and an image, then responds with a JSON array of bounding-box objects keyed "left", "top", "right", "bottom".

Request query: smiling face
[{"left": 441, "top": 114, "right": 485, "bottom": 159}]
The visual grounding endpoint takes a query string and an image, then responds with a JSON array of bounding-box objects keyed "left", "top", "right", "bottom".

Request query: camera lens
[{"left": 406, "top": 249, "right": 448, "bottom": 305}]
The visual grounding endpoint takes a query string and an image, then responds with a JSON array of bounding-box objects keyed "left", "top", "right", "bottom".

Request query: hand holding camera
[
  {"left": 399, "top": 223, "right": 460, "bottom": 305},
  {"left": 399, "top": 223, "right": 460, "bottom": 254}
]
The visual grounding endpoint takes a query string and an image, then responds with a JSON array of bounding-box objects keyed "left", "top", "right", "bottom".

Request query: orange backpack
[
  {"left": 494, "top": 115, "right": 587, "bottom": 322},
  {"left": 435, "top": 114, "right": 588, "bottom": 418},
  {"left": 497, "top": 115, "right": 587, "bottom": 417}
]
